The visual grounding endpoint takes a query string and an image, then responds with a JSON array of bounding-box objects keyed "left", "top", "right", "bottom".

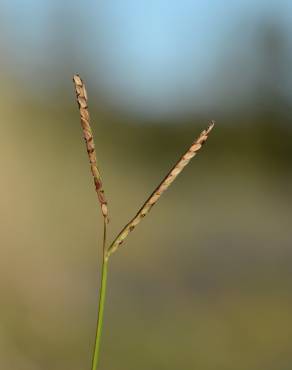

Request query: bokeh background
[{"left": 1, "top": 1, "right": 292, "bottom": 369}]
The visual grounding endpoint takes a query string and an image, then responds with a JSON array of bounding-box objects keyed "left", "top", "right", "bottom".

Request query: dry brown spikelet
[
  {"left": 73, "top": 74, "right": 109, "bottom": 222},
  {"left": 106, "top": 121, "right": 215, "bottom": 259}
]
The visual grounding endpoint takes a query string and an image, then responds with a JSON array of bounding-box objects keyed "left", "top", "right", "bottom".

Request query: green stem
[{"left": 91, "top": 220, "right": 109, "bottom": 370}]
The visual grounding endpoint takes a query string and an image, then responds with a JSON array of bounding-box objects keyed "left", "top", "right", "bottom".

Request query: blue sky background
[{"left": 1, "top": 0, "right": 291, "bottom": 118}]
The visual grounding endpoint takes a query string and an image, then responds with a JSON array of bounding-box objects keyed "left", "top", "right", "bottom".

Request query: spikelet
[
  {"left": 73, "top": 74, "right": 109, "bottom": 223},
  {"left": 106, "top": 121, "right": 215, "bottom": 259}
]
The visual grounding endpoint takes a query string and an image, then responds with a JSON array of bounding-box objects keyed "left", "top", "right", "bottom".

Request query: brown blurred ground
[{"left": 0, "top": 83, "right": 292, "bottom": 370}]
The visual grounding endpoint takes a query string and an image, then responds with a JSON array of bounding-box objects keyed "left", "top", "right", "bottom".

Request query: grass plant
[{"left": 73, "top": 74, "right": 215, "bottom": 370}]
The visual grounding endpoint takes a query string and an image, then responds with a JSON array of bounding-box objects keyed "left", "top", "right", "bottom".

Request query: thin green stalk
[{"left": 91, "top": 220, "right": 109, "bottom": 370}]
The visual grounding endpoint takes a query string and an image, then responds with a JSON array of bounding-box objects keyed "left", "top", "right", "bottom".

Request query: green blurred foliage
[{"left": 1, "top": 88, "right": 292, "bottom": 370}]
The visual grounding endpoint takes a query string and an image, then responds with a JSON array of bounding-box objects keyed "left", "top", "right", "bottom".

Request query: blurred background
[{"left": 1, "top": 1, "right": 292, "bottom": 369}]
